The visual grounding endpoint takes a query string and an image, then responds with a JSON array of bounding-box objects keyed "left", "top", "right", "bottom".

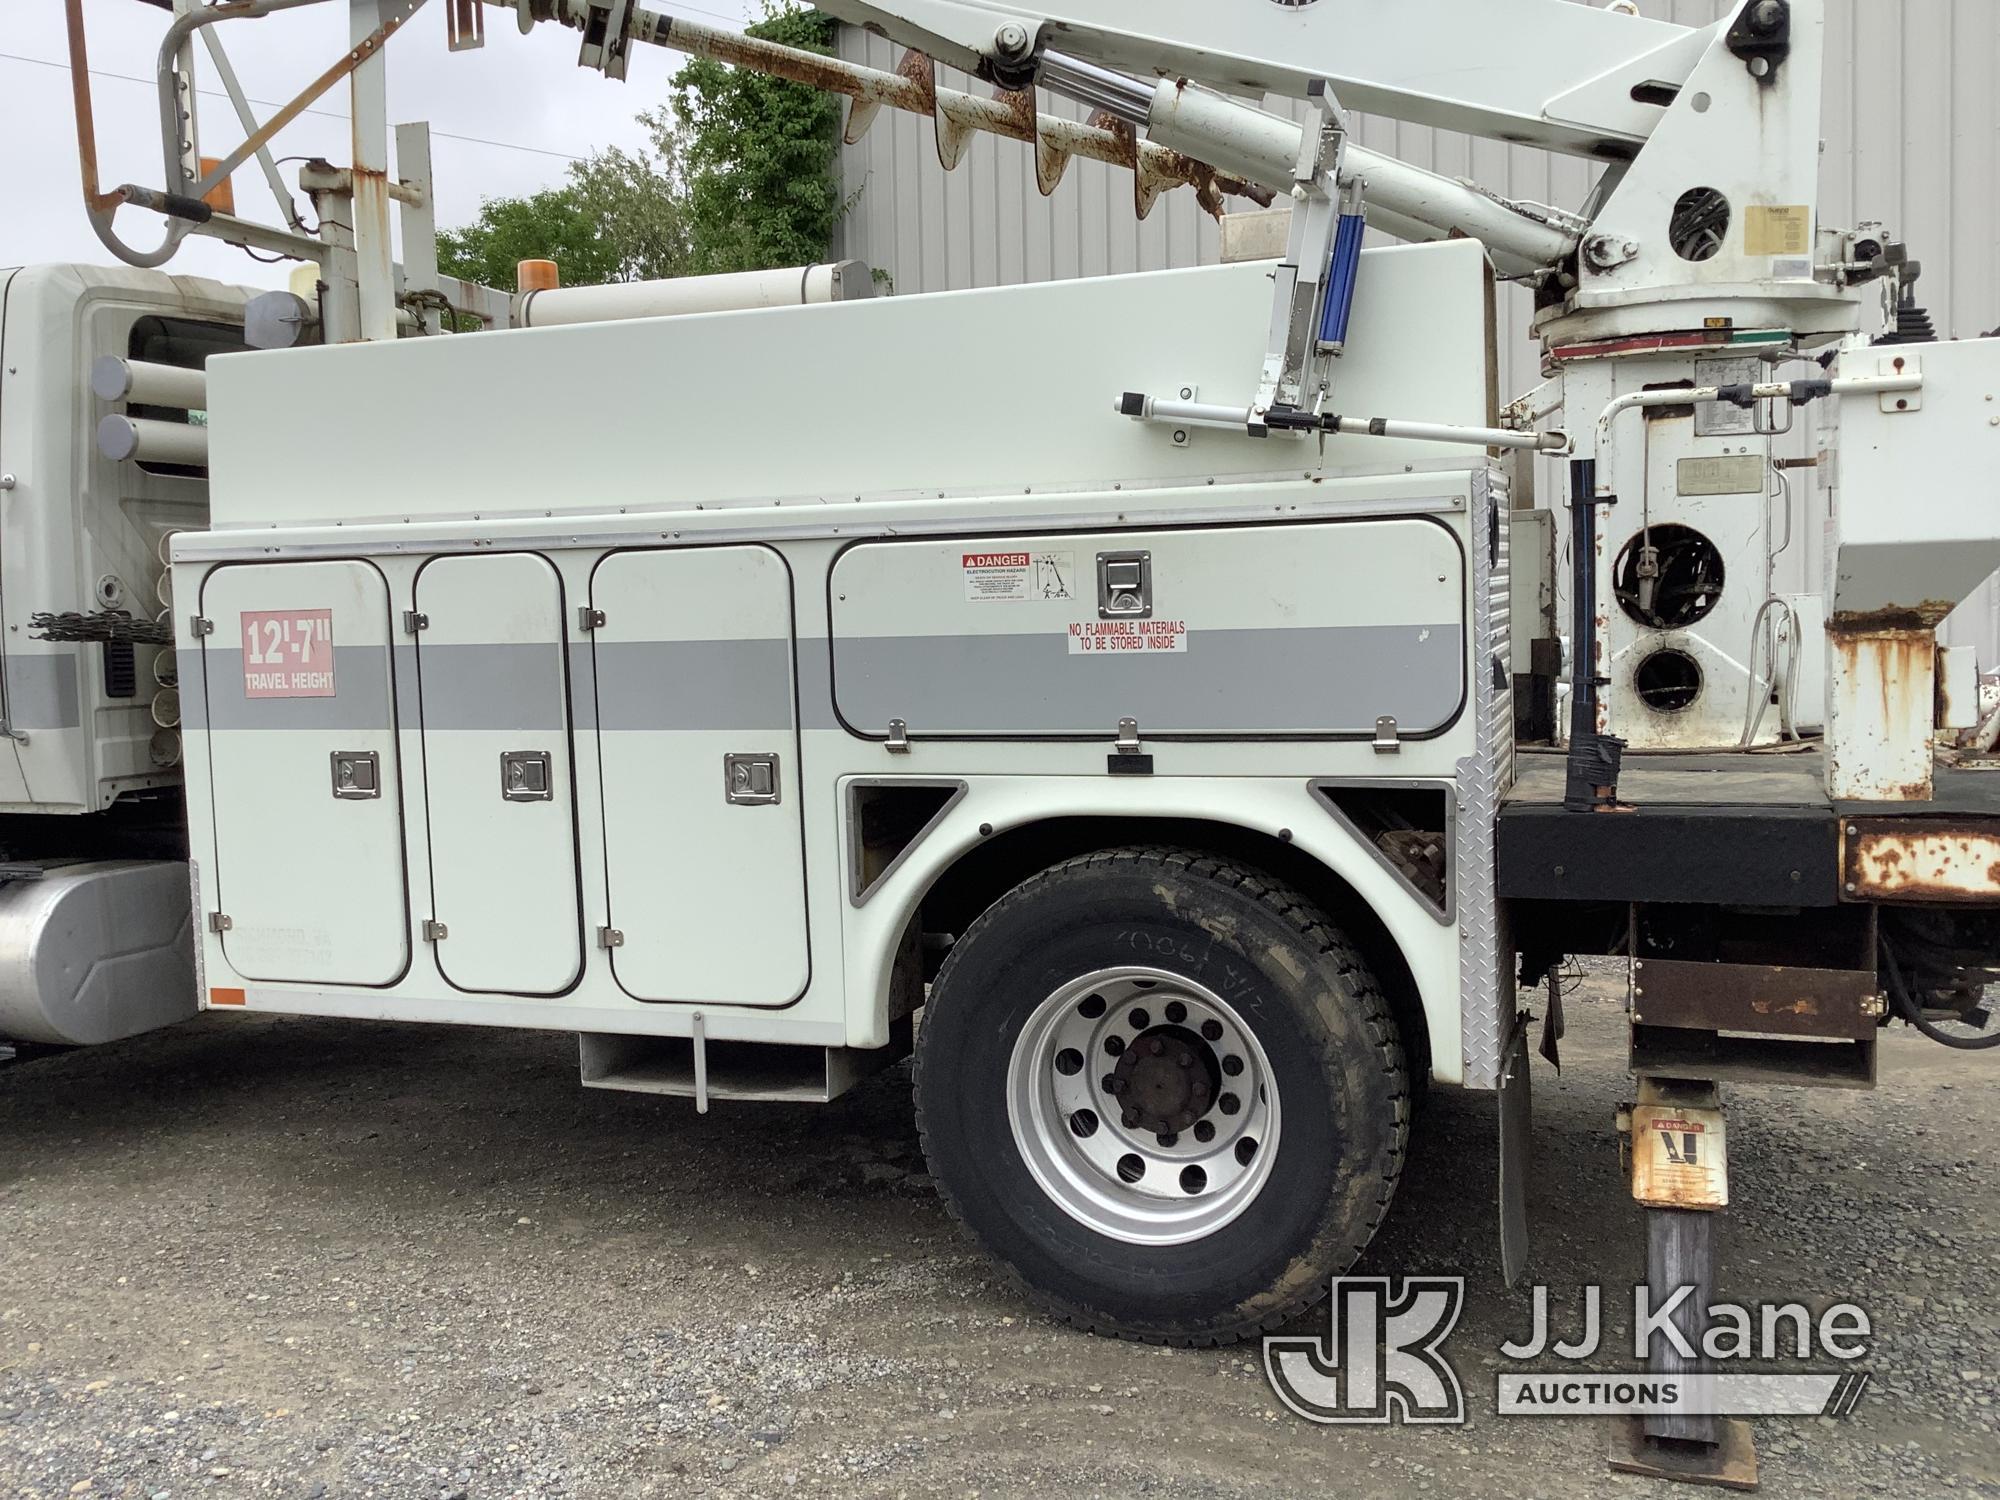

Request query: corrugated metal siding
[{"left": 834, "top": 1, "right": 2000, "bottom": 652}]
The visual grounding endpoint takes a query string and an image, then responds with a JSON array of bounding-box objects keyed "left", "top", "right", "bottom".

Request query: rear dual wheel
[{"left": 915, "top": 847, "right": 1410, "bottom": 1345}]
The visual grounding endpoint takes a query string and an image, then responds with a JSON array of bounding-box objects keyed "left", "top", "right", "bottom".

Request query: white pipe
[
  {"left": 1121, "top": 393, "right": 1568, "bottom": 452},
  {"left": 1143, "top": 81, "right": 1578, "bottom": 272},
  {"left": 90, "top": 357, "right": 207, "bottom": 410},
  {"left": 518, "top": 262, "right": 871, "bottom": 328},
  {"left": 1592, "top": 373, "right": 1924, "bottom": 485},
  {"left": 1322, "top": 413, "right": 1570, "bottom": 453},
  {"left": 97, "top": 415, "right": 208, "bottom": 466},
  {"left": 1142, "top": 82, "right": 1304, "bottom": 193},
  {"left": 1342, "top": 148, "right": 1579, "bottom": 271},
  {"left": 1361, "top": 203, "right": 1550, "bottom": 281}
]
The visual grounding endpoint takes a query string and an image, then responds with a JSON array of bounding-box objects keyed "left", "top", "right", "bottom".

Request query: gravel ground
[{"left": 1, "top": 978, "right": 1995, "bottom": 1499}]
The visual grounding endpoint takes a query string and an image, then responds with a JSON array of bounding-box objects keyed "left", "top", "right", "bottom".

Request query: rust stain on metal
[
  {"left": 1628, "top": 1101, "right": 1728, "bottom": 1210},
  {"left": 1748, "top": 997, "right": 1819, "bottom": 1018},
  {"left": 1089, "top": 111, "right": 1142, "bottom": 169},
  {"left": 1828, "top": 607, "right": 1955, "bottom": 636},
  {"left": 1629, "top": 958, "right": 1879, "bottom": 1039},
  {"left": 1034, "top": 131, "right": 1073, "bottom": 197},
  {"left": 1829, "top": 625, "right": 1937, "bottom": 800},
  {"left": 67, "top": 0, "right": 112, "bottom": 211},
  {"left": 634, "top": 17, "right": 1268, "bottom": 216},
  {"left": 1845, "top": 820, "right": 2000, "bottom": 903},
  {"left": 69, "top": 0, "right": 408, "bottom": 241},
  {"left": 990, "top": 83, "right": 1037, "bottom": 144},
  {"left": 895, "top": 46, "right": 937, "bottom": 117}
]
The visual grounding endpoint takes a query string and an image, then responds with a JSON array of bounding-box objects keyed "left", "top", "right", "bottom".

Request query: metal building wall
[{"left": 833, "top": 0, "right": 2000, "bottom": 649}]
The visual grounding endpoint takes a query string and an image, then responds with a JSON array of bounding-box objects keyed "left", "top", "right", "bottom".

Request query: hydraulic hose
[{"left": 1882, "top": 939, "right": 2000, "bottom": 1051}]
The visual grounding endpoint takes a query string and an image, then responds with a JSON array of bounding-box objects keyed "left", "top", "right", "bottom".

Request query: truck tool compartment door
[
  {"left": 590, "top": 546, "right": 806, "bottom": 1005},
  {"left": 199, "top": 559, "right": 408, "bottom": 984},
  {"left": 414, "top": 553, "right": 582, "bottom": 994},
  {"left": 829, "top": 520, "right": 1466, "bottom": 738}
]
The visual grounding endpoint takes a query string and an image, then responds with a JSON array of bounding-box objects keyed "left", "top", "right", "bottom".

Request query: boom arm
[{"left": 814, "top": 0, "right": 1714, "bottom": 157}]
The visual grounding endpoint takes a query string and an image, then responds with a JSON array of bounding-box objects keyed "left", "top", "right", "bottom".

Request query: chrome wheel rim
[{"left": 1005, "top": 966, "right": 1282, "bottom": 1246}]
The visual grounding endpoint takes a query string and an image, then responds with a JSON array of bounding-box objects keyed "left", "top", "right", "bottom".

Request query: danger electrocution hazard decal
[
  {"left": 1068, "top": 619, "right": 1188, "bottom": 654},
  {"left": 240, "top": 609, "right": 335, "bottom": 698},
  {"left": 962, "top": 550, "right": 1073, "bottom": 602}
]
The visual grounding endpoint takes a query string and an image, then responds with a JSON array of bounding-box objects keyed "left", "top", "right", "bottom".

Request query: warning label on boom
[{"left": 1067, "top": 619, "right": 1188, "bottom": 654}]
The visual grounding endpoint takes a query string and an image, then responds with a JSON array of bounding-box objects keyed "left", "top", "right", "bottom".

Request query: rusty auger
[{"left": 504, "top": 1, "right": 1274, "bottom": 220}]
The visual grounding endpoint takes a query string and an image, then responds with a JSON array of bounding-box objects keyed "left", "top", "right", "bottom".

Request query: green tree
[
  {"left": 435, "top": 5, "right": 848, "bottom": 295},
  {"left": 436, "top": 187, "right": 622, "bottom": 292},
  {"left": 437, "top": 127, "right": 693, "bottom": 291},
  {"left": 562, "top": 119, "right": 694, "bottom": 280},
  {"left": 671, "top": 6, "right": 847, "bottom": 274}
]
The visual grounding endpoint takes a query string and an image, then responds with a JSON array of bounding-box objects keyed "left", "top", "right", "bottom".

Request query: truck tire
[{"left": 915, "top": 846, "right": 1409, "bottom": 1345}]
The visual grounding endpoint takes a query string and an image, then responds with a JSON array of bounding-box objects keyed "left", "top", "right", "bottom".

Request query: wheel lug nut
[
  {"left": 1148, "top": 1038, "right": 1164, "bottom": 1056},
  {"left": 1121, "top": 1108, "right": 1142, "bottom": 1129},
  {"left": 1177, "top": 1053, "right": 1192, "bottom": 1068}
]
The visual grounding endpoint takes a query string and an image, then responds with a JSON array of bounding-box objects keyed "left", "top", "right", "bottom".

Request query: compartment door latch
[
  {"left": 330, "top": 750, "right": 381, "bottom": 799},
  {"left": 500, "top": 750, "right": 553, "bottom": 801},
  {"left": 1096, "top": 551, "right": 1153, "bottom": 619},
  {"left": 724, "top": 752, "right": 781, "bottom": 805}
]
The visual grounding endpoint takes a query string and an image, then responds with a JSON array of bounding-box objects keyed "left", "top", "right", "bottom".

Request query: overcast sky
[{"left": 2, "top": 0, "right": 757, "bottom": 288}]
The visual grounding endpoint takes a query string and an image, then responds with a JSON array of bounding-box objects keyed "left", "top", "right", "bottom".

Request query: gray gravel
[{"left": 1, "top": 978, "right": 1995, "bottom": 1498}]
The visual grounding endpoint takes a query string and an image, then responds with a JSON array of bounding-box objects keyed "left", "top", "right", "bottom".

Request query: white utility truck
[{"left": 16, "top": 0, "right": 2000, "bottom": 1481}]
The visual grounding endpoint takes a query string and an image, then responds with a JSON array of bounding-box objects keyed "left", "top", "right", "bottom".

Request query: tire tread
[{"left": 913, "top": 844, "right": 1411, "bottom": 1347}]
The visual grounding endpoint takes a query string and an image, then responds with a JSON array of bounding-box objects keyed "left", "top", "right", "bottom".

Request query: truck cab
[{"left": 0, "top": 263, "right": 252, "bottom": 1048}]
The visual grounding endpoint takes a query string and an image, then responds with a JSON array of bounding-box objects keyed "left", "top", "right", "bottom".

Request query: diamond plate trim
[{"left": 1455, "top": 464, "right": 1516, "bottom": 1090}]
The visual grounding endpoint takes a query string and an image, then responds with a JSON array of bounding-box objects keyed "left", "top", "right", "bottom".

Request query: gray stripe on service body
[
  {"left": 591, "top": 639, "right": 795, "bottom": 732},
  {"left": 393, "top": 645, "right": 420, "bottom": 730},
  {"left": 3, "top": 654, "right": 81, "bottom": 730},
  {"left": 416, "top": 642, "right": 567, "bottom": 731},
  {"left": 200, "top": 646, "right": 394, "bottom": 732},
  {"left": 832, "top": 624, "right": 1465, "bottom": 737},
  {"left": 179, "top": 642, "right": 208, "bottom": 730},
  {"left": 196, "top": 640, "right": 799, "bottom": 733},
  {"left": 567, "top": 643, "right": 598, "bottom": 731},
  {"left": 795, "top": 644, "right": 839, "bottom": 731}
]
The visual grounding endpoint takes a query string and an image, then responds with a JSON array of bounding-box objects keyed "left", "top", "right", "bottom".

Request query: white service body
[{"left": 175, "top": 241, "right": 1512, "bottom": 1089}]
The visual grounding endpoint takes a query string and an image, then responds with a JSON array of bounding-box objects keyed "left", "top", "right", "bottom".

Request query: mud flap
[{"left": 1498, "top": 1019, "right": 1532, "bottom": 1286}]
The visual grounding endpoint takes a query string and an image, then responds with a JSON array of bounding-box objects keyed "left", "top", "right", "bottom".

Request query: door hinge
[
  {"left": 189, "top": 615, "right": 215, "bottom": 637},
  {"left": 403, "top": 610, "right": 429, "bottom": 634},
  {"left": 1372, "top": 715, "right": 1402, "bottom": 754},
  {"left": 598, "top": 925, "right": 624, "bottom": 949},
  {"left": 885, "top": 718, "right": 910, "bottom": 754},
  {"left": 207, "top": 910, "right": 232, "bottom": 933},
  {"left": 422, "top": 918, "right": 448, "bottom": 942},
  {"left": 578, "top": 606, "right": 606, "bottom": 632}
]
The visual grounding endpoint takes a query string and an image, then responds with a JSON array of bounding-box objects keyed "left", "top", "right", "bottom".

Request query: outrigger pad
[{"left": 1608, "top": 1415, "right": 1759, "bottom": 1492}]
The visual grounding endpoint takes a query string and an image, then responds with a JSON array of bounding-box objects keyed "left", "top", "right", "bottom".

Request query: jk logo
[{"left": 1263, "top": 1277, "right": 1467, "bottom": 1425}]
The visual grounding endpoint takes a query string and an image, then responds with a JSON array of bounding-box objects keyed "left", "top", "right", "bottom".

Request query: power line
[{"left": 0, "top": 46, "right": 742, "bottom": 164}]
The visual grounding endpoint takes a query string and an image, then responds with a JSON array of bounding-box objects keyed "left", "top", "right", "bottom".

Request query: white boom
[{"left": 815, "top": 0, "right": 1708, "bottom": 155}]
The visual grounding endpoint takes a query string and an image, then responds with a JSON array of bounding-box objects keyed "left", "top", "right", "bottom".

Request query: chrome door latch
[
  {"left": 500, "top": 750, "right": 553, "bottom": 801},
  {"left": 724, "top": 752, "right": 781, "bottom": 805},
  {"left": 1097, "top": 550, "right": 1152, "bottom": 618},
  {"left": 330, "top": 749, "right": 381, "bottom": 798}
]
